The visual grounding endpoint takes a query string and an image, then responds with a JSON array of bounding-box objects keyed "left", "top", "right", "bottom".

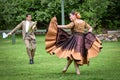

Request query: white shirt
[{"left": 25, "top": 20, "right": 30, "bottom": 33}]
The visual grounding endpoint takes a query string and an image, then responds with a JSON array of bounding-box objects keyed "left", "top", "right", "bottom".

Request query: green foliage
[
  {"left": 101, "top": 0, "right": 120, "bottom": 30},
  {"left": 78, "top": 0, "right": 109, "bottom": 28},
  {"left": 0, "top": 0, "right": 119, "bottom": 30}
]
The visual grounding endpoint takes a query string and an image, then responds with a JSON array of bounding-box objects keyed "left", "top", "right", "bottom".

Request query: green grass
[{"left": 0, "top": 35, "right": 120, "bottom": 80}]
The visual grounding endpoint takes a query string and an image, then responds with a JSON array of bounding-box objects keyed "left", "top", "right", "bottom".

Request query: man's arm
[
  {"left": 7, "top": 21, "right": 23, "bottom": 36},
  {"left": 31, "top": 21, "right": 37, "bottom": 30},
  {"left": 28, "top": 21, "right": 37, "bottom": 33}
]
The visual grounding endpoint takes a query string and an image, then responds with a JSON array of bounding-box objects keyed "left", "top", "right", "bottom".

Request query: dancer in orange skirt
[{"left": 45, "top": 11, "right": 102, "bottom": 75}]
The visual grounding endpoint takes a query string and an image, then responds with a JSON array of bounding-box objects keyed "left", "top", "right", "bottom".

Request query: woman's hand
[
  {"left": 57, "top": 25, "right": 61, "bottom": 28},
  {"left": 88, "top": 28, "right": 93, "bottom": 32}
]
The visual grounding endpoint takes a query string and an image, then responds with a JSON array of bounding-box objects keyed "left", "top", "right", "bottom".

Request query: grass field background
[{"left": 0, "top": 35, "right": 120, "bottom": 80}]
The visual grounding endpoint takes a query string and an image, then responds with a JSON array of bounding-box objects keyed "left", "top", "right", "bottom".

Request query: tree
[
  {"left": 101, "top": 0, "right": 120, "bottom": 30},
  {"left": 0, "top": 0, "right": 119, "bottom": 31}
]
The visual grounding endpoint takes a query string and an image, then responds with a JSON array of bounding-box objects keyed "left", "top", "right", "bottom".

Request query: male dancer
[{"left": 8, "top": 14, "right": 37, "bottom": 64}]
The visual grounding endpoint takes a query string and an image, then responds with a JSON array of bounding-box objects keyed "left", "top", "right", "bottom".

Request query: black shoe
[{"left": 30, "top": 59, "right": 34, "bottom": 64}]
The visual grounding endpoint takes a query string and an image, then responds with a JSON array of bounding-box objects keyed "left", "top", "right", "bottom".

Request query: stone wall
[{"left": 97, "top": 30, "right": 120, "bottom": 41}]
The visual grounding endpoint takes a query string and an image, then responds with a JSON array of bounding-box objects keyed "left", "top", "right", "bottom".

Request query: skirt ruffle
[{"left": 45, "top": 17, "right": 102, "bottom": 65}]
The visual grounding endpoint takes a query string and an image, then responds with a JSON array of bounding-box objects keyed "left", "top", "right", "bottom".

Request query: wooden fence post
[{"left": 12, "top": 33, "right": 16, "bottom": 44}]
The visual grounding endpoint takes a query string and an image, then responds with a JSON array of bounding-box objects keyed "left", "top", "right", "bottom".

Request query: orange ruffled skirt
[{"left": 45, "top": 17, "right": 102, "bottom": 65}]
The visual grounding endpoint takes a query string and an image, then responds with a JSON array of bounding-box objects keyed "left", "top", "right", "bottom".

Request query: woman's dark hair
[{"left": 71, "top": 11, "right": 76, "bottom": 15}]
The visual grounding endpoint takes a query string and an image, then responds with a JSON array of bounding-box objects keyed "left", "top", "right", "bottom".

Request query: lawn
[{"left": 0, "top": 35, "right": 120, "bottom": 80}]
